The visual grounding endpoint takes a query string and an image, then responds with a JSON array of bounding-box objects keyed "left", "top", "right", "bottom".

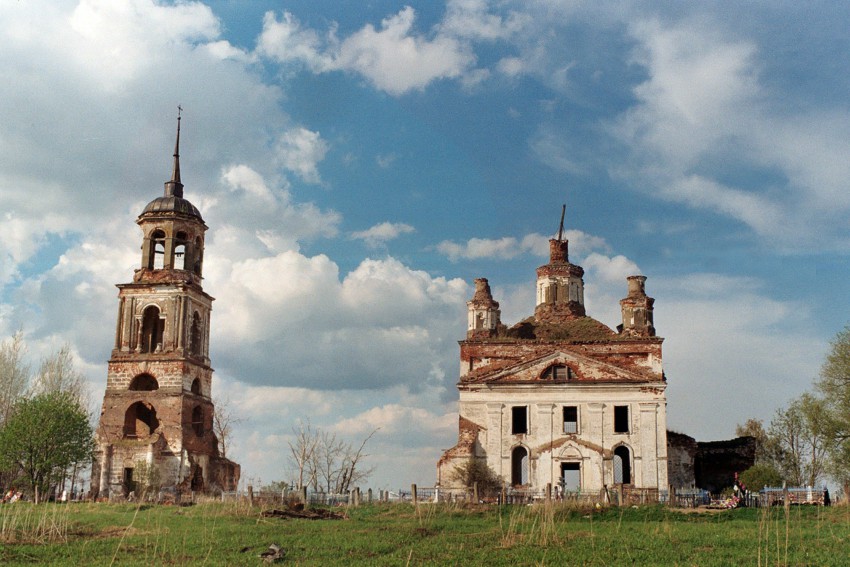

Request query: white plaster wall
[{"left": 458, "top": 383, "right": 667, "bottom": 491}]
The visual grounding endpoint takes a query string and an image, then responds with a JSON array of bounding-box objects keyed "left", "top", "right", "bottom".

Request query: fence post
[
  {"left": 473, "top": 481, "right": 479, "bottom": 504},
  {"left": 617, "top": 485, "right": 624, "bottom": 506},
  {"left": 411, "top": 484, "right": 418, "bottom": 505},
  {"left": 247, "top": 485, "right": 254, "bottom": 507},
  {"left": 668, "top": 485, "right": 676, "bottom": 507},
  {"left": 546, "top": 483, "right": 552, "bottom": 502},
  {"left": 367, "top": 488, "right": 373, "bottom": 504}
]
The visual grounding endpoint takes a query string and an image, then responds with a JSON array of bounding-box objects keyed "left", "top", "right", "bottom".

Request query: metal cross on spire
[{"left": 557, "top": 203, "right": 566, "bottom": 242}]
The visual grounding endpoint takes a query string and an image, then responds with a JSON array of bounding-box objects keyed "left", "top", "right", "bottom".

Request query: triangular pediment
[{"left": 471, "top": 349, "right": 652, "bottom": 384}]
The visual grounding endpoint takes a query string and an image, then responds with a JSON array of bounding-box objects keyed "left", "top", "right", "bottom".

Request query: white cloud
[
  {"left": 609, "top": 16, "right": 850, "bottom": 246},
  {"left": 656, "top": 273, "right": 823, "bottom": 439},
  {"left": 437, "top": 230, "right": 608, "bottom": 261},
  {"left": 440, "top": 0, "right": 530, "bottom": 41},
  {"left": 334, "top": 7, "right": 475, "bottom": 95},
  {"left": 258, "top": 7, "right": 479, "bottom": 96},
  {"left": 222, "top": 164, "right": 275, "bottom": 202},
  {"left": 350, "top": 222, "right": 415, "bottom": 248},
  {"left": 276, "top": 127, "right": 329, "bottom": 184}
]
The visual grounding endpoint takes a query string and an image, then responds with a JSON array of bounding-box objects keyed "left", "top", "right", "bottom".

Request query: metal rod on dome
[{"left": 557, "top": 204, "right": 566, "bottom": 241}]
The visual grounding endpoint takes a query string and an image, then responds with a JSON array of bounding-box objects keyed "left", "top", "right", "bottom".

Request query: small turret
[
  {"left": 534, "top": 205, "right": 586, "bottom": 321},
  {"left": 618, "top": 275, "right": 655, "bottom": 337},
  {"left": 467, "top": 278, "right": 501, "bottom": 339}
]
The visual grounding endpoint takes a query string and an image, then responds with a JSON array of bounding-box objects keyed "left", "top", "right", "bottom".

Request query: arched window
[
  {"left": 140, "top": 305, "right": 163, "bottom": 353},
  {"left": 613, "top": 446, "right": 632, "bottom": 485},
  {"left": 192, "top": 406, "right": 204, "bottom": 436},
  {"left": 511, "top": 446, "right": 529, "bottom": 486},
  {"left": 189, "top": 312, "right": 202, "bottom": 357},
  {"left": 541, "top": 364, "right": 572, "bottom": 380},
  {"left": 149, "top": 230, "right": 166, "bottom": 269},
  {"left": 129, "top": 373, "right": 158, "bottom": 391},
  {"left": 174, "top": 231, "right": 188, "bottom": 270},
  {"left": 193, "top": 237, "right": 203, "bottom": 276},
  {"left": 190, "top": 378, "right": 201, "bottom": 395},
  {"left": 123, "top": 402, "right": 159, "bottom": 438}
]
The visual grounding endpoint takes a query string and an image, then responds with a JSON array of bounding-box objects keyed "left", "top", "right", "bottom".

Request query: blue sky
[{"left": 1, "top": 0, "right": 849, "bottom": 489}]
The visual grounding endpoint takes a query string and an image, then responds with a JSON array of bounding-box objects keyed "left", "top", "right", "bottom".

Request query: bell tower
[
  {"left": 534, "top": 205, "right": 586, "bottom": 321},
  {"left": 92, "top": 112, "right": 239, "bottom": 499}
]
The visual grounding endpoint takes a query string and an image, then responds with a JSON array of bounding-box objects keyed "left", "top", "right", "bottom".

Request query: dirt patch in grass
[{"left": 261, "top": 508, "right": 348, "bottom": 520}]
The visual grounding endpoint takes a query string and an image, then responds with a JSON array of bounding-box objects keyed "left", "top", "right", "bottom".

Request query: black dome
[{"left": 141, "top": 195, "right": 203, "bottom": 221}]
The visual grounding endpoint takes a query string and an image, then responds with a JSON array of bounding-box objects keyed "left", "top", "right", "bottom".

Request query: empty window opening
[
  {"left": 192, "top": 405, "right": 204, "bottom": 436},
  {"left": 149, "top": 230, "right": 166, "bottom": 269},
  {"left": 613, "top": 446, "right": 631, "bottom": 484},
  {"left": 123, "top": 402, "right": 159, "bottom": 438},
  {"left": 511, "top": 446, "right": 529, "bottom": 486},
  {"left": 141, "top": 305, "right": 164, "bottom": 353},
  {"left": 563, "top": 406, "right": 578, "bottom": 434},
  {"left": 174, "top": 244, "right": 186, "bottom": 270},
  {"left": 511, "top": 406, "right": 528, "bottom": 435},
  {"left": 129, "top": 373, "right": 158, "bottom": 391},
  {"left": 542, "top": 364, "right": 572, "bottom": 380},
  {"left": 614, "top": 405, "right": 629, "bottom": 434},
  {"left": 560, "top": 462, "right": 580, "bottom": 491},
  {"left": 189, "top": 312, "right": 202, "bottom": 357},
  {"left": 190, "top": 378, "right": 201, "bottom": 395},
  {"left": 174, "top": 232, "right": 188, "bottom": 270}
]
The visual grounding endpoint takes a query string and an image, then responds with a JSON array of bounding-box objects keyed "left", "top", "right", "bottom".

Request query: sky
[{"left": 1, "top": 0, "right": 849, "bottom": 490}]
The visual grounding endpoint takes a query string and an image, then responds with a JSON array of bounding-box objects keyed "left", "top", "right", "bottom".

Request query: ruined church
[
  {"left": 438, "top": 218, "right": 668, "bottom": 493},
  {"left": 91, "top": 116, "right": 239, "bottom": 498}
]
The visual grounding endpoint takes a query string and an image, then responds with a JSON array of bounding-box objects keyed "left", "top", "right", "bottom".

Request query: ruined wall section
[{"left": 460, "top": 339, "right": 663, "bottom": 382}]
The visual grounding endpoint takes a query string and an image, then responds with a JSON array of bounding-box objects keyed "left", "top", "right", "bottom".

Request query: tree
[
  {"left": 212, "top": 396, "right": 243, "bottom": 459},
  {"left": 30, "top": 344, "right": 89, "bottom": 408},
  {"left": 132, "top": 459, "right": 162, "bottom": 500},
  {"left": 768, "top": 394, "right": 830, "bottom": 487},
  {"left": 738, "top": 463, "right": 784, "bottom": 492},
  {"left": 286, "top": 422, "right": 377, "bottom": 493},
  {"left": 817, "top": 326, "right": 850, "bottom": 493},
  {"left": 335, "top": 428, "right": 377, "bottom": 494},
  {"left": 0, "top": 392, "right": 93, "bottom": 503},
  {"left": 735, "top": 418, "right": 782, "bottom": 467},
  {"left": 288, "top": 421, "right": 319, "bottom": 489},
  {"left": 450, "top": 457, "right": 502, "bottom": 497},
  {"left": 0, "top": 332, "right": 30, "bottom": 427}
]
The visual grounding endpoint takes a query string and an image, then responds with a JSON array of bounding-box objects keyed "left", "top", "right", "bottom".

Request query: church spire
[{"left": 164, "top": 106, "right": 184, "bottom": 198}]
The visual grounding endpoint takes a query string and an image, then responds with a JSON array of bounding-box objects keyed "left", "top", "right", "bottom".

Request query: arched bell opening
[
  {"left": 148, "top": 229, "right": 166, "bottom": 270},
  {"left": 123, "top": 402, "right": 159, "bottom": 438},
  {"left": 174, "top": 231, "right": 188, "bottom": 270},
  {"left": 129, "top": 373, "right": 158, "bottom": 391}
]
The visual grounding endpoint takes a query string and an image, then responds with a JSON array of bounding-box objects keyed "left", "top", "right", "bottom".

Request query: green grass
[{"left": 0, "top": 501, "right": 848, "bottom": 565}]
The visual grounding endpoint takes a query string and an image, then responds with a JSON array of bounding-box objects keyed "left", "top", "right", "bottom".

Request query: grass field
[{"left": 1, "top": 500, "right": 848, "bottom": 565}]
